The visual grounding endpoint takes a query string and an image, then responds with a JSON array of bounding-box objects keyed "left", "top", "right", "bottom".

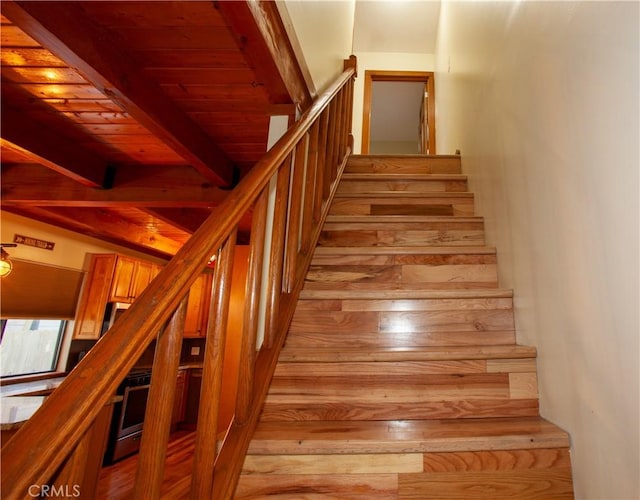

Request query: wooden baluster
[
  {"left": 133, "top": 297, "right": 187, "bottom": 500},
  {"left": 49, "top": 402, "right": 111, "bottom": 499},
  {"left": 283, "top": 144, "right": 306, "bottom": 294},
  {"left": 322, "top": 106, "right": 334, "bottom": 200},
  {"left": 301, "top": 121, "right": 320, "bottom": 254},
  {"left": 334, "top": 88, "right": 344, "bottom": 163},
  {"left": 236, "top": 189, "right": 268, "bottom": 424},
  {"left": 314, "top": 110, "right": 330, "bottom": 217},
  {"left": 264, "top": 162, "right": 292, "bottom": 348},
  {"left": 334, "top": 88, "right": 345, "bottom": 169},
  {"left": 339, "top": 86, "right": 349, "bottom": 158},
  {"left": 346, "top": 78, "right": 355, "bottom": 151},
  {"left": 191, "top": 231, "right": 237, "bottom": 498}
]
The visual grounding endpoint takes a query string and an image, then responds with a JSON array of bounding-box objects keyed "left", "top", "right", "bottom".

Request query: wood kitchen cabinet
[
  {"left": 109, "top": 257, "right": 155, "bottom": 303},
  {"left": 73, "top": 255, "right": 118, "bottom": 340},
  {"left": 183, "top": 273, "right": 213, "bottom": 338},
  {"left": 73, "top": 254, "right": 162, "bottom": 340}
]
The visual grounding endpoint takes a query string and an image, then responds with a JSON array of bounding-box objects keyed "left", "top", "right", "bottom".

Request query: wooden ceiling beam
[
  {"left": 0, "top": 164, "right": 228, "bottom": 207},
  {"left": 2, "top": 1, "right": 235, "bottom": 186},
  {"left": 2, "top": 206, "right": 183, "bottom": 258},
  {"left": 216, "top": 0, "right": 313, "bottom": 112},
  {"left": 0, "top": 105, "right": 107, "bottom": 187}
]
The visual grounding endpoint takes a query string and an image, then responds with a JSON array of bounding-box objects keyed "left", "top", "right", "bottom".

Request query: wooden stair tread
[
  {"left": 312, "top": 245, "right": 496, "bottom": 255},
  {"left": 299, "top": 288, "right": 513, "bottom": 300},
  {"left": 248, "top": 416, "right": 570, "bottom": 455},
  {"left": 341, "top": 173, "right": 468, "bottom": 180},
  {"left": 325, "top": 215, "right": 483, "bottom": 223},
  {"left": 334, "top": 192, "right": 474, "bottom": 199},
  {"left": 278, "top": 345, "right": 536, "bottom": 363}
]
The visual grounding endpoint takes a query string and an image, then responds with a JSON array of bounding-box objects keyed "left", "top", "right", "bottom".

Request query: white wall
[
  {"left": 279, "top": 0, "right": 355, "bottom": 94},
  {"left": 436, "top": 2, "right": 639, "bottom": 498},
  {"left": 0, "top": 211, "right": 165, "bottom": 271}
]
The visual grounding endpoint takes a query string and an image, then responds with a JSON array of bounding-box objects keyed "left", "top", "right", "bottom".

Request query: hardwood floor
[{"left": 96, "top": 431, "right": 195, "bottom": 499}]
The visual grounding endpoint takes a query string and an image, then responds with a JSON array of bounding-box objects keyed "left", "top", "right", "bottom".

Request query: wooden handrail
[{"left": 1, "top": 56, "right": 357, "bottom": 499}]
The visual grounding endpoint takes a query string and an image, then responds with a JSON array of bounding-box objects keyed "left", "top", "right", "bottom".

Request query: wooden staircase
[{"left": 235, "top": 155, "right": 574, "bottom": 499}]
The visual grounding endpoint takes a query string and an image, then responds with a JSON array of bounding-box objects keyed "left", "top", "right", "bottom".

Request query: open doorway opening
[{"left": 362, "top": 70, "right": 435, "bottom": 155}]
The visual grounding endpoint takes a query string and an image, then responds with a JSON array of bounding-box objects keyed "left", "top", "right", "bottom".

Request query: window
[{"left": 0, "top": 319, "right": 66, "bottom": 377}]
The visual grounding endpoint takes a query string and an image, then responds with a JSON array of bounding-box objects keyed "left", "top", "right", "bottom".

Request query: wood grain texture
[
  {"left": 248, "top": 417, "right": 571, "bottom": 455},
  {"left": 398, "top": 468, "right": 574, "bottom": 499},
  {"left": 236, "top": 473, "right": 399, "bottom": 499},
  {"left": 260, "top": 399, "right": 539, "bottom": 422},
  {"left": 345, "top": 155, "right": 461, "bottom": 174},
  {"left": 422, "top": 448, "right": 572, "bottom": 472},
  {"left": 236, "top": 154, "right": 573, "bottom": 497}
]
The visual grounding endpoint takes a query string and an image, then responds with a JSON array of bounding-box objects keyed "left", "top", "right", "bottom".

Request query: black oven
[{"left": 104, "top": 369, "right": 152, "bottom": 464}]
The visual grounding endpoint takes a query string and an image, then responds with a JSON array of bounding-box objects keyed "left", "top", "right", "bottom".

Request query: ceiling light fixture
[{"left": 0, "top": 244, "right": 17, "bottom": 278}]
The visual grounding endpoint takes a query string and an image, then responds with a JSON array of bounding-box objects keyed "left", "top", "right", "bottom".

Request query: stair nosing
[
  {"left": 247, "top": 417, "right": 570, "bottom": 455},
  {"left": 334, "top": 192, "right": 474, "bottom": 199},
  {"left": 312, "top": 245, "right": 496, "bottom": 255},
  {"left": 279, "top": 344, "right": 536, "bottom": 363},
  {"left": 298, "top": 288, "right": 512, "bottom": 300},
  {"left": 324, "top": 215, "right": 483, "bottom": 223},
  {"left": 341, "top": 173, "right": 468, "bottom": 180}
]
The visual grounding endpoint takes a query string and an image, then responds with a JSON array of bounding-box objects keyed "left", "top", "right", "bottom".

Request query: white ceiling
[{"left": 352, "top": 1, "right": 441, "bottom": 53}]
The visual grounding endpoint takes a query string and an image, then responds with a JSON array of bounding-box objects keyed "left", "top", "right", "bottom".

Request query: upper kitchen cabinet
[
  {"left": 72, "top": 255, "right": 118, "bottom": 340},
  {"left": 73, "top": 254, "right": 162, "bottom": 340},
  {"left": 109, "top": 257, "right": 156, "bottom": 303}
]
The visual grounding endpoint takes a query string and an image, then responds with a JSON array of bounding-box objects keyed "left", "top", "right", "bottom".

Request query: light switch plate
[{"left": 190, "top": 346, "right": 200, "bottom": 356}]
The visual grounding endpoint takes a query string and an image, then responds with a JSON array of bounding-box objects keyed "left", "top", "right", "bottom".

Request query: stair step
[
  {"left": 397, "top": 468, "right": 574, "bottom": 499},
  {"left": 337, "top": 173, "right": 468, "bottom": 194},
  {"left": 306, "top": 246, "right": 498, "bottom": 291},
  {"left": 279, "top": 345, "right": 536, "bottom": 363},
  {"left": 312, "top": 245, "right": 496, "bottom": 255},
  {"left": 325, "top": 215, "right": 483, "bottom": 223},
  {"left": 320, "top": 216, "right": 485, "bottom": 247},
  {"left": 345, "top": 154, "right": 462, "bottom": 174},
  {"left": 246, "top": 416, "right": 570, "bottom": 455},
  {"left": 237, "top": 466, "right": 574, "bottom": 499},
  {"left": 264, "top": 350, "right": 538, "bottom": 421},
  {"left": 330, "top": 193, "right": 474, "bottom": 217},
  {"left": 299, "top": 288, "right": 513, "bottom": 300}
]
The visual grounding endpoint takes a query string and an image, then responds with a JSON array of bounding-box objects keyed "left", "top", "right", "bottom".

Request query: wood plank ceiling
[{"left": 1, "top": 1, "right": 312, "bottom": 258}]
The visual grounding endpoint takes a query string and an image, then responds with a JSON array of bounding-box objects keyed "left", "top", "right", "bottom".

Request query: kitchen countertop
[
  {"left": 0, "top": 376, "right": 66, "bottom": 398},
  {"left": 1, "top": 396, "right": 47, "bottom": 431},
  {"left": 0, "top": 365, "right": 201, "bottom": 431}
]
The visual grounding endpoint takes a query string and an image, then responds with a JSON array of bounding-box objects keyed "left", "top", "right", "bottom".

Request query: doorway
[{"left": 361, "top": 70, "right": 435, "bottom": 155}]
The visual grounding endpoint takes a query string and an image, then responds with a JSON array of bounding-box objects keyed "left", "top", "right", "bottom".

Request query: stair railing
[{"left": 1, "top": 55, "right": 357, "bottom": 500}]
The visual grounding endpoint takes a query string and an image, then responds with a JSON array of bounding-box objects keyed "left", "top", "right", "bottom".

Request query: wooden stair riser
[
  {"left": 242, "top": 448, "right": 571, "bottom": 475},
  {"left": 237, "top": 463, "right": 573, "bottom": 500},
  {"left": 319, "top": 220, "right": 485, "bottom": 247},
  {"left": 246, "top": 417, "right": 570, "bottom": 455},
  {"left": 260, "top": 399, "right": 540, "bottom": 422},
  {"left": 329, "top": 194, "right": 474, "bottom": 217},
  {"left": 263, "top": 365, "right": 538, "bottom": 421},
  {"left": 345, "top": 155, "right": 462, "bottom": 175},
  {"left": 336, "top": 176, "right": 468, "bottom": 195},
  {"left": 289, "top": 302, "right": 514, "bottom": 340},
  {"left": 304, "top": 254, "right": 499, "bottom": 291}
]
